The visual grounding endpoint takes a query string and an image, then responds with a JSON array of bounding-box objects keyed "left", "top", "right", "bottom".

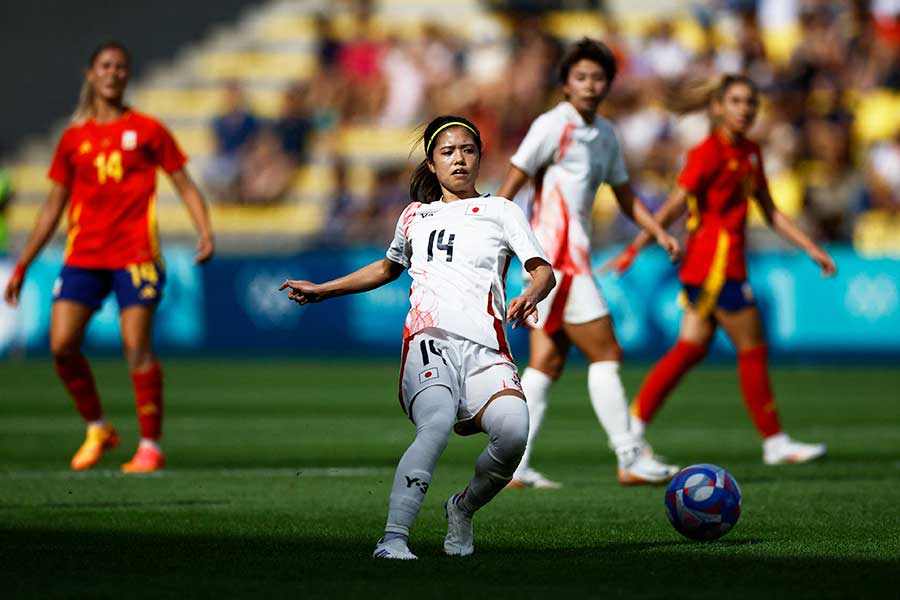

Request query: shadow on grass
[{"left": 0, "top": 528, "right": 895, "bottom": 599}]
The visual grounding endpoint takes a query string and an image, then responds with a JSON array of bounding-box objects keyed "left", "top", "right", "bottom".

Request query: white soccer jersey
[
  {"left": 386, "top": 196, "right": 547, "bottom": 353},
  {"left": 510, "top": 101, "right": 629, "bottom": 276}
]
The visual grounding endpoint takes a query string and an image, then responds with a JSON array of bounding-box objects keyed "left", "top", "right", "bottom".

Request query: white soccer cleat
[
  {"left": 507, "top": 467, "right": 562, "bottom": 489},
  {"left": 444, "top": 493, "right": 474, "bottom": 557},
  {"left": 617, "top": 445, "right": 679, "bottom": 485},
  {"left": 763, "top": 433, "right": 827, "bottom": 465},
  {"left": 372, "top": 537, "right": 418, "bottom": 560}
]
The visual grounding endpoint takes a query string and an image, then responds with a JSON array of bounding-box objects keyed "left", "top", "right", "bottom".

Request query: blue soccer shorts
[
  {"left": 53, "top": 262, "right": 166, "bottom": 310},
  {"left": 682, "top": 279, "right": 756, "bottom": 314}
]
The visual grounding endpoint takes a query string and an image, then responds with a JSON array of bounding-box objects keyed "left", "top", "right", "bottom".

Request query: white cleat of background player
[{"left": 763, "top": 433, "right": 827, "bottom": 465}]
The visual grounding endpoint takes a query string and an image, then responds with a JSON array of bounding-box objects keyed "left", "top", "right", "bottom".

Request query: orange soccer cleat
[
  {"left": 121, "top": 444, "right": 165, "bottom": 473},
  {"left": 70, "top": 423, "right": 120, "bottom": 471}
]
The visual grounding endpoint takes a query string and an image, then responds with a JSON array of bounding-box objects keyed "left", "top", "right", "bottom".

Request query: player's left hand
[
  {"left": 195, "top": 234, "right": 214, "bottom": 264},
  {"left": 656, "top": 231, "right": 682, "bottom": 263},
  {"left": 810, "top": 247, "right": 837, "bottom": 277},
  {"left": 508, "top": 294, "right": 539, "bottom": 329}
]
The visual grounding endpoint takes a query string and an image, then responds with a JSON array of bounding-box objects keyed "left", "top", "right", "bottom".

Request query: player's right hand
[
  {"left": 3, "top": 263, "right": 25, "bottom": 307},
  {"left": 278, "top": 279, "right": 324, "bottom": 305},
  {"left": 597, "top": 245, "right": 638, "bottom": 276},
  {"left": 810, "top": 247, "right": 837, "bottom": 277}
]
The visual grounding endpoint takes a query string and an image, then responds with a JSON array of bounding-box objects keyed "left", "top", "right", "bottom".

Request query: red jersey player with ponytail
[
  {"left": 4, "top": 41, "right": 214, "bottom": 472},
  {"left": 606, "top": 74, "right": 836, "bottom": 465}
]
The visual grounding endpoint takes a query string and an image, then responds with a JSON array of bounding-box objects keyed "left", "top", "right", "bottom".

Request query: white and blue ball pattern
[{"left": 665, "top": 463, "right": 742, "bottom": 541}]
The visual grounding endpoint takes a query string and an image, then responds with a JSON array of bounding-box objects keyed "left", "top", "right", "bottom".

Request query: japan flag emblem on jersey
[
  {"left": 122, "top": 130, "right": 137, "bottom": 150},
  {"left": 466, "top": 204, "right": 486, "bottom": 216},
  {"left": 419, "top": 368, "right": 440, "bottom": 383}
]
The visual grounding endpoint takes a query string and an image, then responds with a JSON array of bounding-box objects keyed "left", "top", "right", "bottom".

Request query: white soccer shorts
[
  {"left": 531, "top": 270, "right": 609, "bottom": 334},
  {"left": 398, "top": 328, "right": 523, "bottom": 435}
]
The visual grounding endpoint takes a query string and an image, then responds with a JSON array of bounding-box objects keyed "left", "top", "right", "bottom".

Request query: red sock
[
  {"left": 632, "top": 340, "right": 708, "bottom": 424},
  {"left": 54, "top": 354, "right": 103, "bottom": 422},
  {"left": 131, "top": 362, "right": 163, "bottom": 440},
  {"left": 737, "top": 345, "right": 782, "bottom": 438}
]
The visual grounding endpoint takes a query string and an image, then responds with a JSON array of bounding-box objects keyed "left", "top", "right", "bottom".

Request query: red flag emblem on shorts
[
  {"left": 418, "top": 368, "right": 440, "bottom": 383},
  {"left": 466, "top": 204, "right": 486, "bottom": 216}
]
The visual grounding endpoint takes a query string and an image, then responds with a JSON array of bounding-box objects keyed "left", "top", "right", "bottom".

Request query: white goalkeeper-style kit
[
  {"left": 510, "top": 101, "right": 629, "bottom": 332},
  {"left": 386, "top": 195, "right": 547, "bottom": 427}
]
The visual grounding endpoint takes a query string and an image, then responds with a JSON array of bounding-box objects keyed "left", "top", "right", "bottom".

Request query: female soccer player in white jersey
[
  {"left": 279, "top": 116, "right": 555, "bottom": 560},
  {"left": 497, "top": 38, "right": 681, "bottom": 488}
]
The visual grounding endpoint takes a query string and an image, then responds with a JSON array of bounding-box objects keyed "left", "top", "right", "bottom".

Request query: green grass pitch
[{"left": 1, "top": 359, "right": 898, "bottom": 598}]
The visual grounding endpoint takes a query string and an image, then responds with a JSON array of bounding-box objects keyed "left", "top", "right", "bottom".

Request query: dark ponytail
[{"left": 409, "top": 115, "right": 482, "bottom": 204}]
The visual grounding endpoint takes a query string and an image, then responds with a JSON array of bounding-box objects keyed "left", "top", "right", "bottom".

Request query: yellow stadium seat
[
  {"left": 543, "top": 12, "right": 607, "bottom": 41},
  {"left": 852, "top": 89, "right": 900, "bottom": 144},
  {"left": 198, "top": 51, "right": 316, "bottom": 82},
  {"left": 854, "top": 211, "right": 900, "bottom": 256},
  {"left": 255, "top": 14, "right": 317, "bottom": 43},
  {"left": 762, "top": 25, "right": 802, "bottom": 66},
  {"left": 9, "top": 164, "right": 50, "bottom": 197},
  {"left": 749, "top": 169, "right": 803, "bottom": 225},
  {"left": 336, "top": 126, "right": 418, "bottom": 162}
]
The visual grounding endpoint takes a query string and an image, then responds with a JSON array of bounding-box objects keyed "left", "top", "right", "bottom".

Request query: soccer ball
[{"left": 664, "top": 463, "right": 742, "bottom": 541}]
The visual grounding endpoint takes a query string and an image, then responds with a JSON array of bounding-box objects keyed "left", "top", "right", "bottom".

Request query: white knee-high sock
[
  {"left": 515, "top": 367, "right": 553, "bottom": 474},
  {"left": 384, "top": 386, "right": 456, "bottom": 541},
  {"left": 588, "top": 361, "right": 638, "bottom": 454},
  {"left": 458, "top": 395, "right": 529, "bottom": 516}
]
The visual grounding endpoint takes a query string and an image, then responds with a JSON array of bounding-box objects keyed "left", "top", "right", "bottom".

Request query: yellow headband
[{"left": 425, "top": 121, "right": 478, "bottom": 154}]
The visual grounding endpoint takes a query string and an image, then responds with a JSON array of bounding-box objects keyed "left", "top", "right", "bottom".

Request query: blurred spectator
[
  {"left": 866, "top": 131, "right": 900, "bottom": 212},
  {"left": 337, "top": 6, "right": 387, "bottom": 122},
  {"left": 204, "top": 81, "right": 260, "bottom": 203},
  {"left": 802, "top": 118, "right": 867, "bottom": 241},
  {"left": 640, "top": 19, "right": 693, "bottom": 80},
  {"left": 321, "top": 160, "right": 366, "bottom": 245},
  {"left": 274, "top": 83, "right": 314, "bottom": 163},
  {"left": 380, "top": 37, "right": 426, "bottom": 127},
  {"left": 0, "top": 167, "right": 12, "bottom": 256},
  {"left": 238, "top": 131, "right": 295, "bottom": 206},
  {"left": 369, "top": 165, "right": 411, "bottom": 243}
]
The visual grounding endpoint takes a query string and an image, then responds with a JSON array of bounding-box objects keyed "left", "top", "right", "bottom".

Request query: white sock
[
  {"left": 588, "top": 361, "right": 638, "bottom": 454},
  {"left": 139, "top": 439, "right": 161, "bottom": 451},
  {"left": 631, "top": 415, "right": 646, "bottom": 438},
  {"left": 384, "top": 386, "right": 455, "bottom": 540},
  {"left": 458, "top": 394, "right": 529, "bottom": 516},
  {"left": 515, "top": 368, "right": 553, "bottom": 475},
  {"left": 763, "top": 432, "right": 789, "bottom": 452}
]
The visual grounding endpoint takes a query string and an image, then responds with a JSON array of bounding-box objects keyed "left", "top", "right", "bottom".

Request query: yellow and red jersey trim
[
  {"left": 63, "top": 201, "right": 83, "bottom": 262},
  {"left": 679, "top": 229, "right": 730, "bottom": 317}
]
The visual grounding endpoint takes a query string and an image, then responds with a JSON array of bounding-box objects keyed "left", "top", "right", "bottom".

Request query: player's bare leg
[
  {"left": 717, "top": 307, "right": 826, "bottom": 464},
  {"left": 120, "top": 305, "right": 165, "bottom": 473},
  {"left": 52, "top": 301, "right": 120, "bottom": 470},
  {"left": 566, "top": 317, "right": 677, "bottom": 484},
  {"left": 509, "top": 328, "right": 569, "bottom": 489}
]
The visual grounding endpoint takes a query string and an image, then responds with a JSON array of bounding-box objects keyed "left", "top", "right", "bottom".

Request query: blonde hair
[
  {"left": 664, "top": 74, "right": 758, "bottom": 116},
  {"left": 71, "top": 41, "right": 130, "bottom": 125}
]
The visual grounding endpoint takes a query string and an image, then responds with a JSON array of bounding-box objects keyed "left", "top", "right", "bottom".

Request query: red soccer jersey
[
  {"left": 48, "top": 111, "right": 187, "bottom": 269},
  {"left": 676, "top": 131, "right": 768, "bottom": 286}
]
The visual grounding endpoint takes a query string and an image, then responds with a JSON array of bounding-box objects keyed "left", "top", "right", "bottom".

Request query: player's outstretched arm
[
  {"left": 496, "top": 165, "right": 530, "bottom": 201},
  {"left": 600, "top": 184, "right": 686, "bottom": 275},
  {"left": 4, "top": 183, "right": 68, "bottom": 306},
  {"left": 508, "top": 258, "right": 555, "bottom": 329},
  {"left": 754, "top": 187, "right": 837, "bottom": 276},
  {"left": 611, "top": 182, "right": 681, "bottom": 262},
  {"left": 169, "top": 169, "right": 214, "bottom": 264},
  {"left": 279, "top": 258, "right": 405, "bottom": 305}
]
